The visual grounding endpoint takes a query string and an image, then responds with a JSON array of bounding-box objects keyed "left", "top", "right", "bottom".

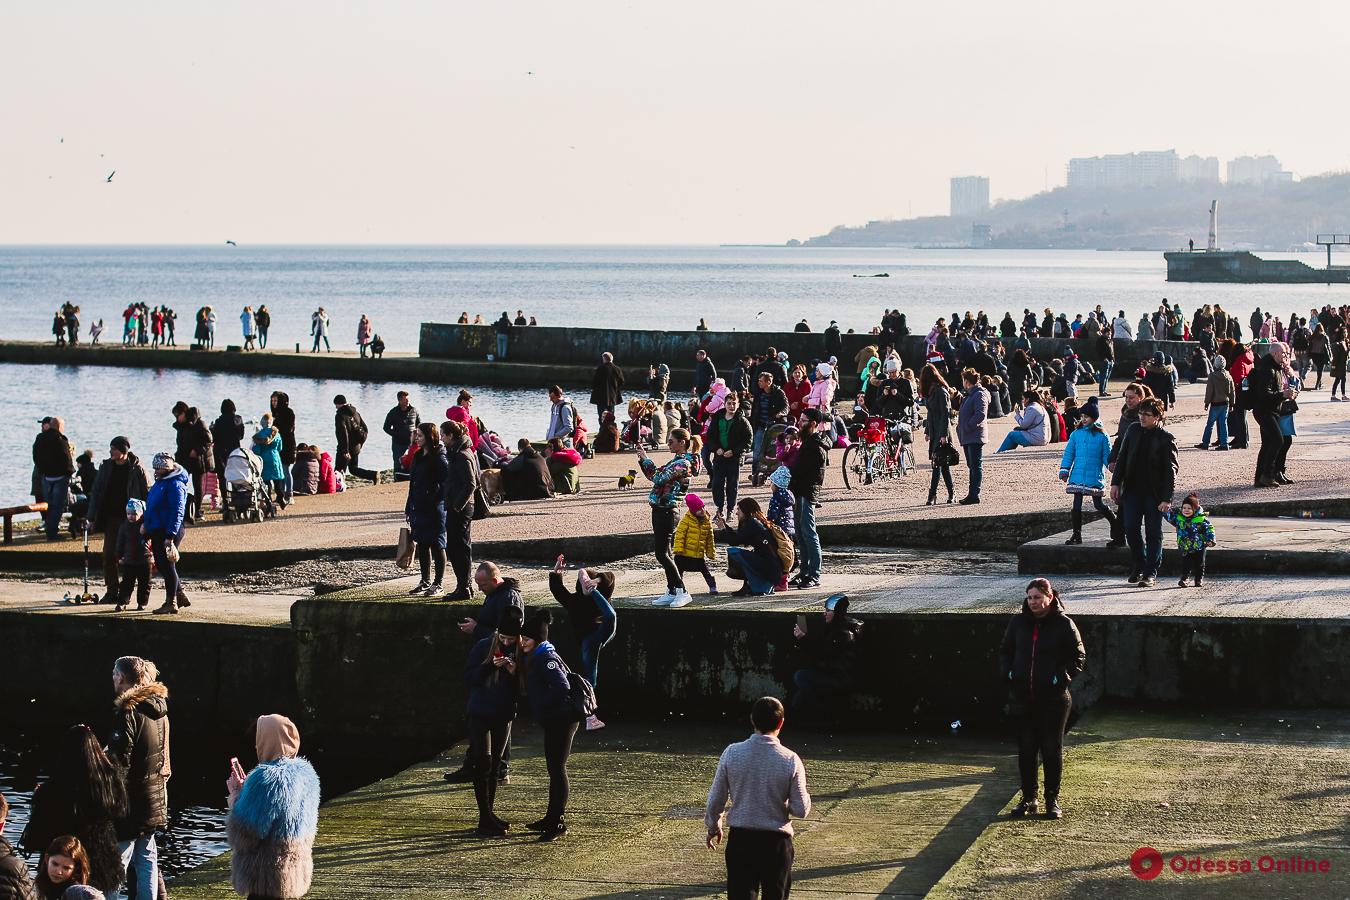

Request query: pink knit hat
[{"left": 685, "top": 493, "right": 705, "bottom": 512}]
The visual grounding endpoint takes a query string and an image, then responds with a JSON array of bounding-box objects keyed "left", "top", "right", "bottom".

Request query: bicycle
[{"left": 841, "top": 416, "right": 917, "bottom": 490}]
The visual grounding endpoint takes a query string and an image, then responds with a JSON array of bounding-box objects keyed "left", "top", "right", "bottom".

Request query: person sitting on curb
[{"left": 996, "top": 391, "right": 1049, "bottom": 452}]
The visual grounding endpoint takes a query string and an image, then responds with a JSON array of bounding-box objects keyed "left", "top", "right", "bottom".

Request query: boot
[
  {"left": 946, "top": 486, "right": 954, "bottom": 504},
  {"left": 176, "top": 587, "right": 191, "bottom": 608},
  {"left": 152, "top": 602, "right": 179, "bottom": 615},
  {"left": 1010, "top": 795, "right": 1038, "bottom": 817},
  {"left": 1104, "top": 510, "right": 1125, "bottom": 548},
  {"left": 926, "top": 490, "right": 937, "bottom": 506},
  {"left": 1044, "top": 795, "right": 1063, "bottom": 819},
  {"left": 473, "top": 770, "right": 505, "bottom": 836},
  {"left": 1065, "top": 508, "right": 1083, "bottom": 544},
  {"left": 537, "top": 818, "right": 567, "bottom": 842}
]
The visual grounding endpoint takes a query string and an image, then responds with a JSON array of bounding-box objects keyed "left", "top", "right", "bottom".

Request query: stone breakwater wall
[{"left": 420, "top": 323, "right": 1208, "bottom": 391}]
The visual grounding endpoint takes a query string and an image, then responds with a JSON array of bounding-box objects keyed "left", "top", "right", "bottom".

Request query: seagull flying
[
  {"left": 225, "top": 240, "right": 237, "bottom": 246},
  {"left": 106, "top": 171, "right": 115, "bottom": 183}
]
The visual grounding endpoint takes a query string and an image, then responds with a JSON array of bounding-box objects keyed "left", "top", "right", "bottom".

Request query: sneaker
[
  {"left": 443, "top": 587, "right": 472, "bottom": 601},
  {"left": 958, "top": 496, "right": 980, "bottom": 505},
  {"left": 1105, "top": 538, "right": 1126, "bottom": 548},
  {"left": 1137, "top": 576, "right": 1155, "bottom": 587},
  {"left": 584, "top": 714, "right": 606, "bottom": 731},
  {"left": 497, "top": 771, "right": 510, "bottom": 785},
  {"left": 1010, "top": 798, "right": 1038, "bottom": 817},
  {"left": 409, "top": 581, "right": 430, "bottom": 595},
  {"left": 651, "top": 591, "right": 677, "bottom": 607},
  {"left": 1213, "top": 445, "right": 1230, "bottom": 451},
  {"left": 1044, "top": 799, "right": 1063, "bottom": 819},
  {"left": 708, "top": 588, "right": 720, "bottom": 596},
  {"left": 1177, "top": 578, "right": 1189, "bottom": 588},
  {"left": 794, "top": 578, "right": 821, "bottom": 590},
  {"left": 476, "top": 821, "right": 507, "bottom": 838},
  {"left": 423, "top": 582, "right": 443, "bottom": 598},
  {"left": 1194, "top": 577, "right": 1204, "bottom": 586},
  {"left": 1127, "top": 572, "right": 1142, "bottom": 584},
  {"left": 1064, "top": 534, "right": 1082, "bottom": 545},
  {"left": 1193, "top": 443, "right": 1209, "bottom": 449},
  {"left": 667, "top": 590, "right": 692, "bottom": 608}
]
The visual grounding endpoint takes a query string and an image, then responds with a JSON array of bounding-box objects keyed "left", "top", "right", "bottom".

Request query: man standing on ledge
[
  {"left": 493, "top": 311, "right": 512, "bottom": 360},
  {"left": 706, "top": 696, "right": 811, "bottom": 900},
  {"left": 590, "top": 351, "right": 626, "bottom": 424},
  {"left": 694, "top": 349, "right": 717, "bottom": 398}
]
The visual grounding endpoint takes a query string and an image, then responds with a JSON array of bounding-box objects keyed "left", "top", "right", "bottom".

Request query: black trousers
[
  {"left": 1180, "top": 548, "right": 1207, "bottom": 580},
  {"left": 102, "top": 520, "right": 123, "bottom": 598},
  {"left": 1253, "top": 410, "right": 1282, "bottom": 481},
  {"left": 468, "top": 716, "right": 512, "bottom": 823},
  {"left": 542, "top": 719, "right": 579, "bottom": 825},
  {"left": 1274, "top": 434, "right": 1292, "bottom": 475},
  {"left": 1015, "top": 689, "right": 1072, "bottom": 800},
  {"left": 726, "top": 828, "right": 794, "bottom": 900},
  {"left": 447, "top": 509, "right": 473, "bottom": 590},
  {"left": 339, "top": 449, "right": 379, "bottom": 483},
  {"left": 652, "top": 505, "right": 683, "bottom": 592},
  {"left": 117, "top": 562, "right": 151, "bottom": 607}
]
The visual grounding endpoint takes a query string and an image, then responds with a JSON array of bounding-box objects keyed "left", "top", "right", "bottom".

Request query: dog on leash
[{"left": 618, "top": 469, "right": 637, "bottom": 490}]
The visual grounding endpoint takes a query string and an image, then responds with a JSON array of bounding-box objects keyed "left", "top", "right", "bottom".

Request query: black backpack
[{"left": 559, "top": 658, "right": 597, "bottom": 720}]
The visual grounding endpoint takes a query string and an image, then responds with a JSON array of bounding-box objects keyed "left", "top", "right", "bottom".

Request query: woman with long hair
[
  {"left": 405, "top": 422, "right": 449, "bottom": 597},
  {"left": 465, "top": 605, "right": 523, "bottom": 835},
  {"left": 549, "top": 559, "right": 617, "bottom": 730},
  {"left": 714, "top": 497, "right": 783, "bottom": 597},
  {"left": 999, "top": 578, "right": 1085, "bottom": 820},
  {"left": 921, "top": 365, "right": 954, "bottom": 505},
  {"left": 22, "top": 726, "right": 127, "bottom": 894},
  {"left": 269, "top": 391, "right": 297, "bottom": 502},
  {"left": 519, "top": 609, "right": 576, "bottom": 842},
  {"left": 638, "top": 427, "right": 703, "bottom": 608}
]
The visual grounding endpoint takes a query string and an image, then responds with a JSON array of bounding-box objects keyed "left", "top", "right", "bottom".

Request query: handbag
[
  {"left": 935, "top": 442, "right": 960, "bottom": 468},
  {"left": 472, "top": 486, "right": 491, "bottom": 520},
  {"left": 395, "top": 526, "right": 415, "bottom": 569},
  {"left": 1279, "top": 398, "right": 1299, "bottom": 416}
]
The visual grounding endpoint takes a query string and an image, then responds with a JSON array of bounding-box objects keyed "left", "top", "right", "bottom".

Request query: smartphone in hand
[{"left": 796, "top": 614, "right": 808, "bottom": 632}]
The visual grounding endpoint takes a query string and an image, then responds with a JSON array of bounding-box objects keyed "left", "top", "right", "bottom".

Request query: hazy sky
[{"left": 3, "top": 1, "right": 1347, "bottom": 244}]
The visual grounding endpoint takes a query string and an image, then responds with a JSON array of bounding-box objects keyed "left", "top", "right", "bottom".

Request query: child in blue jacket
[
  {"left": 1057, "top": 397, "right": 1121, "bottom": 546},
  {"left": 1165, "top": 492, "right": 1216, "bottom": 586}
]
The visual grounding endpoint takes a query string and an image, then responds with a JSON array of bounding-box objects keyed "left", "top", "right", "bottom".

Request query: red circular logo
[{"left": 1131, "top": 846, "right": 1164, "bottom": 880}]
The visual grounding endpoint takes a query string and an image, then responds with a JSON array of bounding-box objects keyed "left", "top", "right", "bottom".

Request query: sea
[{"left": 0, "top": 244, "right": 1344, "bottom": 499}]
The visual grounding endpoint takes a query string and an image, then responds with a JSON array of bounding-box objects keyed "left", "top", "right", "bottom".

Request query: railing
[{"left": 1315, "top": 234, "right": 1350, "bottom": 246}]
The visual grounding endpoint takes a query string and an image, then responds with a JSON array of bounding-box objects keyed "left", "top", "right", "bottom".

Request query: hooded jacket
[
  {"left": 1165, "top": 507, "right": 1215, "bottom": 553},
  {"left": 334, "top": 404, "right": 369, "bottom": 456},
  {"left": 466, "top": 635, "right": 521, "bottom": 722},
  {"left": 1141, "top": 360, "right": 1174, "bottom": 404},
  {"left": 227, "top": 756, "right": 320, "bottom": 900},
  {"left": 0, "top": 837, "right": 36, "bottom": 900},
  {"left": 108, "top": 681, "right": 169, "bottom": 837},
  {"left": 1205, "top": 365, "right": 1236, "bottom": 407},
  {"left": 472, "top": 578, "right": 524, "bottom": 643},
  {"left": 999, "top": 597, "right": 1085, "bottom": 704},
  {"left": 525, "top": 641, "right": 573, "bottom": 723},
  {"left": 1058, "top": 422, "right": 1111, "bottom": 491},
  {"left": 674, "top": 509, "right": 716, "bottom": 560},
  {"left": 143, "top": 467, "right": 189, "bottom": 535},
  {"left": 87, "top": 453, "right": 151, "bottom": 531},
  {"left": 210, "top": 413, "right": 246, "bottom": 471},
  {"left": 547, "top": 571, "right": 616, "bottom": 639}
]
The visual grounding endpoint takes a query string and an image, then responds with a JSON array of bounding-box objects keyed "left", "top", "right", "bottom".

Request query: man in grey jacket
[
  {"left": 545, "top": 386, "right": 576, "bottom": 448},
  {"left": 706, "top": 697, "right": 811, "bottom": 900},
  {"left": 957, "top": 369, "right": 989, "bottom": 504}
]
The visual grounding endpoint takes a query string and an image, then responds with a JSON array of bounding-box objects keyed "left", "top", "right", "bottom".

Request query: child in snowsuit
[
  {"left": 115, "top": 499, "right": 153, "bottom": 611},
  {"left": 1165, "top": 492, "right": 1216, "bottom": 587},
  {"left": 673, "top": 493, "right": 718, "bottom": 594}
]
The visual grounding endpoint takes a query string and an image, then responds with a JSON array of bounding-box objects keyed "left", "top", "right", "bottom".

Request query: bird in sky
[
  {"left": 106, "top": 171, "right": 115, "bottom": 182},
  {"left": 225, "top": 240, "right": 237, "bottom": 246},
  {"left": 755, "top": 311, "right": 765, "bottom": 318}
]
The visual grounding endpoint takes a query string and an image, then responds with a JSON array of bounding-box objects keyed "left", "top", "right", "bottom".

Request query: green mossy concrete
[
  {"left": 171, "top": 723, "right": 1014, "bottom": 899},
  {"left": 169, "top": 708, "right": 1350, "bottom": 898}
]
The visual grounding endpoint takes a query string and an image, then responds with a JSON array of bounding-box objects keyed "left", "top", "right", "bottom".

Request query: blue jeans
[
  {"left": 41, "top": 475, "right": 70, "bottom": 539},
  {"left": 750, "top": 427, "right": 768, "bottom": 480},
  {"left": 496, "top": 333, "right": 509, "bottom": 360},
  {"left": 997, "top": 430, "right": 1036, "bottom": 452},
  {"left": 1097, "top": 360, "right": 1114, "bottom": 395},
  {"left": 795, "top": 495, "right": 821, "bottom": 581},
  {"left": 1121, "top": 493, "right": 1163, "bottom": 579},
  {"left": 963, "top": 443, "right": 983, "bottom": 499},
  {"left": 728, "top": 546, "right": 777, "bottom": 594},
  {"left": 1201, "top": 405, "right": 1229, "bottom": 447},
  {"left": 579, "top": 590, "right": 617, "bottom": 691},
  {"left": 118, "top": 832, "right": 158, "bottom": 900},
  {"left": 282, "top": 462, "right": 294, "bottom": 497}
]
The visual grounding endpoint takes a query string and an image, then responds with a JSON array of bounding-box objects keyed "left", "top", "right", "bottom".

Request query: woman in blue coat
[
  {"left": 519, "top": 609, "right": 576, "bottom": 843},
  {"left": 143, "top": 452, "right": 190, "bottom": 614},
  {"left": 1057, "top": 397, "right": 1121, "bottom": 546},
  {"left": 405, "top": 422, "right": 449, "bottom": 596},
  {"left": 252, "top": 414, "right": 287, "bottom": 506}
]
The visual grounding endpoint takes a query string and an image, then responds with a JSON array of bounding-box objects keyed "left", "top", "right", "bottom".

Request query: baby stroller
[{"left": 222, "top": 446, "right": 276, "bottom": 523}]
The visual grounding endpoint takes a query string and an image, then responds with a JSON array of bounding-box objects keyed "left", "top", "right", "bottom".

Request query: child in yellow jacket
[{"left": 673, "top": 493, "right": 718, "bottom": 594}]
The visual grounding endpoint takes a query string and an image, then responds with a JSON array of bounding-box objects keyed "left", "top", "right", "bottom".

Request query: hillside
[{"left": 801, "top": 172, "right": 1350, "bottom": 250}]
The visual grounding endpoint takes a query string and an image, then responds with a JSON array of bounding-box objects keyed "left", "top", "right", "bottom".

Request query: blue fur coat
[{"left": 227, "top": 756, "right": 320, "bottom": 899}]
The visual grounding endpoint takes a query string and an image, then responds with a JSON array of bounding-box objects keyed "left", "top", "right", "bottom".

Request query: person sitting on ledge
[
  {"left": 545, "top": 438, "right": 582, "bottom": 495},
  {"left": 790, "top": 593, "right": 862, "bottom": 722},
  {"left": 996, "top": 391, "right": 1049, "bottom": 452},
  {"left": 501, "top": 439, "right": 554, "bottom": 501}
]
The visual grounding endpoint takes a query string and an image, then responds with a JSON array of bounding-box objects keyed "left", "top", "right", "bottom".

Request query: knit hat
[
  {"left": 125, "top": 499, "right": 146, "bottom": 517},
  {"left": 521, "top": 609, "right": 552, "bottom": 642},
  {"left": 884, "top": 357, "right": 901, "bottom": 374},
  {"left": 498, "top": 605, "right": 524, "bottom": 637},
  {"left": 110, "top": 435, "right": 131, "bottom": 452},
  {"left": 61, "top": 887, "right": 106, "bottom": 900},
  {"left": 1182, "top": 492, "right": 1201, "bottom": 510},
  {"left": 684, "top": 493, "right": 705, "bottom": 512},
  {"left": 816, "top": 362, "right": 833, "bottom": 378},
  {"left": 1152, "top": 350, "right": 1165, "bottom": 364},
  {"left": 1212, "top": 354, "right": 1226, "bottom": 371},
  {"left": 1076, "top": 397, "right": 1101, "bottom": 421},
  {"left": 151, "top": 451, "right": 175, "bottom": 471},
  {"left": 777, "top": 351, "right": 788, "bottom": 361}
]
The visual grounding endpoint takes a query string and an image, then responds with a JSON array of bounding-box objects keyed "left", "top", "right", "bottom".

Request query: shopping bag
[{"left": 396, "top": 526, "right": 415, "bottom": 569}]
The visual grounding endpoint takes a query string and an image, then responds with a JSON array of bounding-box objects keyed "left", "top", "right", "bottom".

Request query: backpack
[
  {"left": 351, "top": 410, "right": 369, "bottom": 444},
  {"left": 568, "top": 402, "right": 586, "bottom": 441},
  {"left": 559, "top": 659, "right": 597, "bottom": 720},
  {"left": 767, "top": 522, "right": 796, "bottom": 573}
]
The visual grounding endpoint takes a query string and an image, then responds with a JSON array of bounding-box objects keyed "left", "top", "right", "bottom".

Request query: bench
[{"left": 2, "top": 503, "right": 48, "bottom": 544}]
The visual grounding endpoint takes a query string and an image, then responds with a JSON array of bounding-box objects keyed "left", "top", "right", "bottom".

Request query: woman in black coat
[
  {"left": 921, "top": 365, "right": 954, "bottom": 505},
  {"left": 713, "top": 497, "right": 783, "bottom": 597},
  {"left": 999, "top": 578, "right": 1085, "bottom": 820},
  {"left": 270, "top": 391, "right": 298, "bottom": 501},
  {"left": 405, "top": 422, "right": 449, "bottom": 596},
  {"left": 20, "top": 725, "right": 128, "bottom": 894},
  {"left": 465, "top": 605, "right": 522, "bottom": 837},
  {"left": 172, "top": 403, "right": 213, "bottom": 522}
]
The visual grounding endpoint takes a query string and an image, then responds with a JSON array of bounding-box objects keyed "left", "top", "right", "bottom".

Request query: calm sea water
[{"left": 2, "top": 245, "right": 1344, "bottom": 502}]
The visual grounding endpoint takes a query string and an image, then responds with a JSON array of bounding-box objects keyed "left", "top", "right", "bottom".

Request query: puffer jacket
[
  {"left": 1058, "top": 423, "right": 1111, "bottom": 491},
  {"left": 0, "top": 837, "right": 36, "bottom": 900},
  {"left": 1165, "top": 507, "right": 1215, "bottom": 553},
  {"left": 107, "top": 681, "right": 169, "bottom": 838},
  {"left": 525, "top": 641, "right": 574, "bottom": 723},
  {"left": 673, "top": 510, "right": 715, "bottom": 560},
  {"left": 465, "top": 636, "right": 520, "bottom": 722},
  {"left": 1141, "top": 361, "right": 1174, "bottom": 405},
  {"left": 639, "top": 452, "right": 700, "bottom": 509},
  {"left": 227, "top": 756, "right": 320, "bottom": 900},
  {"left": 252, "top": 427, "right": 285, "bottom": 482},
  {"left": 999, "top": 598, "right": 1085, "bottom": 704},
  {"left": 143, "top": 467, "right": 189, "bottom": 535},
  {"left": 291, "top": 450, "right": 320, "bottom": 495}
]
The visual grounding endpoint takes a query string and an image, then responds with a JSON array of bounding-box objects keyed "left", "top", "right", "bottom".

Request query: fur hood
[{"left": 115, "top": 681, "right": 168, "bottom": 716}]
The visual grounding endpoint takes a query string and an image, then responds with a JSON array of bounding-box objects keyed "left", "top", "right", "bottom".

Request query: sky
[{"left": 3, "top": 1, "right": 1347, "bottom": 245}]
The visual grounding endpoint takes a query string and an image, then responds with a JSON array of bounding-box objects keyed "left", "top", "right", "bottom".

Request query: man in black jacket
[
  {"left": 1110, "top": 399, "right": 1178, "bottom": 587},
  {"left": 1248, "top": 347, "right": 1290, "bottom": 488},
  {"left": 443, "top": 420, "right": 478, "bottom": 600},
  {"left": 109, "top": 655, "right": 169, "bottom": 900},
  {"left": 87, "top": 436, "right": 152, "bottom": 602},
  {"left": 0, "top": 794, "right": 37, "bottom": 900},
  {"left": 704, "top": 393, "right": 753, "bottom": 517},
  {"left": 32, "top": 416, "right": 74, "bottom": 540},
  {"left": 589, "top": 352, "right": 626, "bottom": 424},
  {"left": 694, "top": 349, "right": 717, "bottom": 398},
  {"left": 824, "top": 321, "right": 842, "bottom": 360},
  {"left": 749, "top": 372, "right": 789, "bottom": 485},
  {"left": 789, "top": 409, "right": 829, "bottom": 589},
  {"left": 334, "top": 395, "right": 379, "bottom": 483},
  {"left": 383, "top": 391, "right": 421, "bottom": 481}
]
